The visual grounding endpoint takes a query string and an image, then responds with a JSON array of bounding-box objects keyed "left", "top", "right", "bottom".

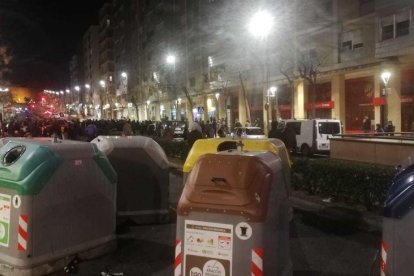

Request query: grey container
[
  {"left": 176, "top": 150, "right": 291, "bottom": 276},
  {"left": 91, "top": 136, "right": 170, "bottom": 224},
  {"left": 0, "top": 137, "right": 117, "bottom": 276}
]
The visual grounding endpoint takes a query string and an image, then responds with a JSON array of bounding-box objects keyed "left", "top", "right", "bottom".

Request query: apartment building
[
  {"left": 82, "top": 25, "right": 100, "bottom": 116},
  {"left": 77, "top": 0, "right": 414, "bottom": 131}
]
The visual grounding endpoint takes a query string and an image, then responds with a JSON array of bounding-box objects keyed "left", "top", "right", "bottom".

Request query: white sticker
[
  {"left": 203, "top": 260, "right": 225, "bottom": 276},
  {"left": 235, "top": 222, "right": 252, "bottom": 240},
  {"left": 184, "top": 220, "right": 232, "bottom": 275},
  {"left": 12, "top": 195, "right": 21, "bottom": 209}
]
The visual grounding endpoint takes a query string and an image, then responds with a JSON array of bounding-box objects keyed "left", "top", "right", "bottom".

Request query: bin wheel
[{"left": 301, "top": 144, "right": 312, "bottom": 157}]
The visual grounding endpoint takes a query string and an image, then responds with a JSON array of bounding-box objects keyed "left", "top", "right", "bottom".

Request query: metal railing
[{"left": 331, "top": 132, "right": 414, "bottom": 144}]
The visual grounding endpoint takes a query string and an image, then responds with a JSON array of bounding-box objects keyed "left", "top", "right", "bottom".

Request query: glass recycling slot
[{"left": 2, "top": 145, "right": 26, "bottom": 166}]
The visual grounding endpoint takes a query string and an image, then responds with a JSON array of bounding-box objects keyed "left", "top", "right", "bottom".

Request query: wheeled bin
[
  {"left": 175, "top": 150, "right": 291, "bottom": 276},
  {"left": 382, "top": 163, "right": 414, "bottom": 276},
  {"left": 0, "top": 138, "right": 117, "bottom": 276},
  {"left": 91, "top": 136, "right": 170, "bottom": 224}
]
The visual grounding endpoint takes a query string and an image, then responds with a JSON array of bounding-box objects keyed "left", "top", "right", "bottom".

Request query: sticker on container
[
  {"left": 235, "top": 222, "right": 252, "bottom": 240},
  {"left": 184, "top": 220, "right": 232, "bottom": 276},
  {"left": 0, "top": 194, "right": 11, "bottom": 247},
  {"left": 12, "top": 195, "right": 21, "bottom": 209}
]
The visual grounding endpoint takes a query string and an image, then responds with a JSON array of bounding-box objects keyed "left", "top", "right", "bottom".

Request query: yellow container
[{"left": 183, "top": 138, "right": 291, "bottom": 173}]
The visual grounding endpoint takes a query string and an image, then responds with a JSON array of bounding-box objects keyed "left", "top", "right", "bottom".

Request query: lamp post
[
  {"left": 146, "top": 100, "right": 151, "bottom": 120},
  {"left": 381, "top": 71, "right": 391, "bottom": 126},
  {"left": 215, "top": 93, "right": 220, "bottom": 120},
  {"left": 248, "top": 9, "right": 274, "bottom": 134},
  {"left": 166, "top": 54, "right": 177, "bottom": 120},
  {"left": 121, "top": 72, "right": 128, "bottom": 118},
  {"left": 175, "top": 97, "right": 182, "bottom": 121},
  {"left": 99, "top": 80, "right": 107, "bottom": 119}
]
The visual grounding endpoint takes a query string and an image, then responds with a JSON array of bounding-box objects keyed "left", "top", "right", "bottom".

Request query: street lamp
[
  {"left": 248, "top": 9, "right": 274, "bottom": 133},
  {"left": 166, "top": 54, "right": 176, "bottom": 65},
  {"left": 247, "top": 10, "right": 274, "bottom": 39},
  {"left": 99, "top": 80, "right": 108, "bottom": 119},
  {"left": 381, "top": 71, "right": 391, "bottom": 89},
  {"left": 268, "top": 86, "right": 278, "bottom": 122},
  {"left": 120, "top": 72, "right": 128, "bottom": 119},
  {"left": 381, "top": 71, "right": 392, "bottom": 127},
  {"left": 146, "top": 100, "right": 151, "bottom": 120}
]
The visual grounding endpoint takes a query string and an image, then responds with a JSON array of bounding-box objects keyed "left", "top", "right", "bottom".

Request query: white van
[{"left": 283, "top": 119, "right": 342, "bottom": 156}]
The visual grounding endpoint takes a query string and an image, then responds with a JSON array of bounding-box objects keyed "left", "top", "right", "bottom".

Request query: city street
[{"left": 50, "top": 169, "right": 381, "bottom": 276}]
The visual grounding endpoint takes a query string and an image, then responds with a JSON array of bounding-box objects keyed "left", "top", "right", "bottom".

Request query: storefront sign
[
  {"left": 401, "top": 95, "right": 414, "bottom": 103},
  {"left": 305, "top": 101, "right": 334, "bottom": 110},
  {"left": 373, "top": 97, "right": 386, "bottom": 106}
]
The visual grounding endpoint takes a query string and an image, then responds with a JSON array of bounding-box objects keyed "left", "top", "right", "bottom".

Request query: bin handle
[{"left": 211, "top": 177, "right": 228, "bottom": 185}]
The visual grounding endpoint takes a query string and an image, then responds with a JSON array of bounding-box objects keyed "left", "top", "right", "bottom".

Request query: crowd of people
[{"left": 0, "top": 114, "right": 233, "bottom": 144}]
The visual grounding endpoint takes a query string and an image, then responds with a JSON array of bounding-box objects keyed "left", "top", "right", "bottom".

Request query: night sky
[{"left": 0, "top": 0, "right": 106, "bottom": 91}]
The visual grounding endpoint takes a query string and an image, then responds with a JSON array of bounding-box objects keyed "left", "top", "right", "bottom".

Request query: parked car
[{"left": 231, "top": 126, "right": 266, "bottom": 139}]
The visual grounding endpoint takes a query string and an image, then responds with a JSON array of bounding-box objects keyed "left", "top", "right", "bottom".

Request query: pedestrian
[
  {"left": 85, "top": 122, "right": 98, "bottom": 141},
  {"left": 187, "top": 123, "right": 203, "bottom": 148},
  {"left": 268, "top": 121, "right": 284, "bottom": 140},
  {"left": 362, "top": 116, "right": 371, "bottom": 133},
  {"left": 375, "top": 123, "right": 384, "bottom": 136},
  {"left": 283, "top": 124, "right": 297, "bottom": 154},
  {"left": 122, "top": 121, "right": 133, "bottom": 136},
  {"left": 384, "top": 121, "right": 395, "bottom": 136}
]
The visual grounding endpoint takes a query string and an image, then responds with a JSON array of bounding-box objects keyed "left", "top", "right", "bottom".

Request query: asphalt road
[{"left": 49, "top": 169, "right": 381, "bottom": 276}]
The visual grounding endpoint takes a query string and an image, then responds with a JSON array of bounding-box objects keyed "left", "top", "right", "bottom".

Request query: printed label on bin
[
  {"left": 184, "top": 220, "right": 232, "bottom": 276},
  {"left": 0, "top": 194, "right": 11, "bottom": 247}
]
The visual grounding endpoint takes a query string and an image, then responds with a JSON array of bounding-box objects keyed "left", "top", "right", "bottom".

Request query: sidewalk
[{"left": 168, "top": 158, "right": 382, "bottom": 232}]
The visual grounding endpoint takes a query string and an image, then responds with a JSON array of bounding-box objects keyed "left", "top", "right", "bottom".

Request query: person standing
[
  {"left": 362, "top": 116, "right": 371, "bottom": 133},
  {"left": 187, "top": 123, "right": 203, "bottom": 148}
]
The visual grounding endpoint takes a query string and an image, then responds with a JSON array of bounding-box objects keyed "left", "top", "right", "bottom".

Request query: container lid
[
  {"left": 92, "top": 136, "right": 169, "bottom": 169},
  {"left": 183, "top": 138, "right": 286, "bottom": 173},
  {"left": 178, "top": 153, "right": 274, "bottom": 220}
]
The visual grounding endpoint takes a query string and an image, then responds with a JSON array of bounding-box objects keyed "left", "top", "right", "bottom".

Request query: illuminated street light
[
  {"left": 248, "top": 9, "right": 274, "bottom": 133},
  {"left": 247, "top": 10, "right": 274, "bottom": 39},
  {"left": 74, "top": 86, "right": 80, "bottom": 92},
  {"left": 381, "top": 71, "right": 391, "bottom": 87},
  {"left": 85, "top": 84, "right": 90, "bottom": 89},
  {"left": 99, "top": 80, "right": 106, "bottom": 88},
  {"left": 121, "top": 72, "right": 127, "bottom": 78},
  {"left": 65, "top": 89, "right": 70, "bottom": 93},
  {"left": 381, "top": 71, "right": 392, "bottom": 126},
  {"left": 166, "top": 54, "right": 176, "bottom": 65}
]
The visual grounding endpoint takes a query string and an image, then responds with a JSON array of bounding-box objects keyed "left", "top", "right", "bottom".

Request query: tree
[{"left": 297, "top": 50, "right": 321, "bottom": 119}]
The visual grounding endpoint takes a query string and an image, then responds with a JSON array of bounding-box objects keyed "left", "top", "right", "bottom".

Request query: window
[
  {"left": 318, "top": 122, "right": 341, "bottom": 135},
  {"left": 353, "top": 43, "right": 364, "bottom": 49},
  {"left": 342, "top": 41, "right": 352, "bottom": 51},
  {"left": 382, "top": 25, "right": 394, "bottom": 40},
  {"left": 381, "top": 12, "right": 410, "bottom": 41},
  {"left": 397, "top": 20, "right": 409, "bottom": 37}
]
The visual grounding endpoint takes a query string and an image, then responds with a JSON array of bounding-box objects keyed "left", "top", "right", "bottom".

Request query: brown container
[
  {"left": 175, "top": 150, "right": 291, "bottom": 276},
  {"left": 177, "top": 153, "right": 274, "bottom": 222}
]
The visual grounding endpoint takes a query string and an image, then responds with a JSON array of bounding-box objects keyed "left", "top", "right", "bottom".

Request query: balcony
[{"left": 375, "top": 31, "right": 414, "bottom": 58}]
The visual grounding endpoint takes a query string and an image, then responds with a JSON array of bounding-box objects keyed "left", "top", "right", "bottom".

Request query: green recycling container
[{"left": 0, "top": 138, "right": 117, "bottom": 276}]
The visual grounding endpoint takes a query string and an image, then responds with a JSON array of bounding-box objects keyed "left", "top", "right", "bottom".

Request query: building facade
[{"left": 74, "top": 0, "right": 414, "bottom": 134}]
